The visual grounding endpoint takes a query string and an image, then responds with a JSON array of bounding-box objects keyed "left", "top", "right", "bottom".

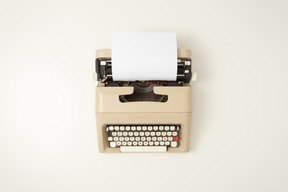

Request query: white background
[{"left": 0, "top": 0, "right": 288, "bottom": 192}]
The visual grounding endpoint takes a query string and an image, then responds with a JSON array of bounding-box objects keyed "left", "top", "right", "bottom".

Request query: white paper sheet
[{"left": 112, "top": 32, "right": 177, "bottom": 81}]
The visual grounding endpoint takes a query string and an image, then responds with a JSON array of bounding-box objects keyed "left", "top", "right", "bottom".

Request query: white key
[
  {"left": 146, "top": 137, "right": 151, "bottom": 141},
  {"left": 109, "top": 126, "right": 114, "bottom": 131},
  {"left": 152, "top": 137, "right": 157, "bottom": 141},
  {"left": 137, "top": 126, "right": 141, "bottom": 131},
  {"left": 133, "top": 141, "right": 137, "bottom": 146},
  {"left": 160, "top": 141, "right": 165, "bottom": 146},
  {"left": 154, "top": 141, "right": 159, "bottom": 146},
  {"left": 119, "top": 137, "right": 124, "bottom": 141},
  {"left": 123, "top": 132, "right": 128, "bottom": 136},
  {"left": 117, "top": 132, "right": 122, "bottom": 136},
  {"left": 122, "top": 142, "right": 127, "bottom": 146},
  {"left": 128, "top": 132, "right": 133, "bottom": 136},
  {"left": 106, "top": 127, "right": 109, "bottom": 132},
  {"left": 156, "top": 132, "right": 161, "bottom": 136},
  {"left": 120, "top": 146, "right": 167, "bottom": 153},
  {"left": 172, "top": 132, "right": 177, "bottom": 136},
  {"left": 116, "top": 141, "right": 121, "bottom": 146},
  {"left": 138, "top": 141, "right": 143, "bottom": 146},
  {"left": 120, "top": 126, "right": 125, "bottom": 131},
  {"left": 148, "top": 126, "right": 153, "bottom": 131},
  {"left": 165, "top": 126, "right": 169, "bottom": 131},
  {"left": 149, "top": 142, "right": 154, "bottom": 146},
  {"left": 125, "top": 137, "right": 129, "bottom": 141},
  {"left": 108, "top": 137, "right": 113, "bottom": 141},
  {"left": 134, "top": 132, "right": 139, "bottom": 136},
  {"left": 125, "top": 126, "right": 130, "bottom": 131},
  {"left": 170, "top": 126, "right": 175, "bottom": 131},
  {"left": 171, "top": 141, "right": 177, "bottom": 147},
  {"left": 165, "top": 141, "right": 170, "bottom": 146},
  {"left": 162, "top": 132, "right": 167, "bottom": 136},
  {"left": 157, "top": 137, "right": 162, "bottom": 141},
  {"left": 163, "top": 137, "right": 167, "bottom": 141},
  {"left": 128, "top": 141, "right": 132, "bottom": 146},
  {"left": 141, "top": 137, "right": 146, "bottom": 141},
  {"left": 140, "top": 132, "right": 144, "bottom": 136},
  {"left": 177, "top": 126, "right": 180, "bottom": 131},
  {"left": 142, "top": 126, "right": 147, "bottom": 131},
  {"left": 112, "top": 132, "right": 117, "bottom": 136},
  {"left": 168, "top": 137, "right": 173, "bottom": 141},
  {"left": 144, "top": 142, "right": 148, "bottom": 146},
  {"left": 130, "top": 137, "right": 135, "bottom": 141},
  {"left": 153, "top": 126, "right": 158, "bottom": 131},
  {"left": 136, "top": 137, "right": 140, "bottom": 141},
  {"left": 167, "top": 132, "right": 172, "bottom": 136},
  {"left": 115, "top": 126, "right": 119, "bottom": 131},
  {"left": 145, "top": 132, "right": 150, "bottom": 136},
  {"left": 150, "top": 132, "right": 155, "bottom": 136},
  {"left": 114, "top": 137, "right": 118, "bottom": 141},
  {"left": 159, "top": 126, "right": 164, "bottom": 131},
  {"left": 131, "top": 126, "right": 136, "bottom": 131}
]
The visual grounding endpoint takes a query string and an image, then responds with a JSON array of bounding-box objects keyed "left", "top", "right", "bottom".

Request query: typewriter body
[{"left": 94, "top": 49, "right": 196, "bottom": 153}]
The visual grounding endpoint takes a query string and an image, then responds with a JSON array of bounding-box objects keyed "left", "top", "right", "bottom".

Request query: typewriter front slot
[{"left": 95, "top": 86, "right": 192, "bottom": 113}]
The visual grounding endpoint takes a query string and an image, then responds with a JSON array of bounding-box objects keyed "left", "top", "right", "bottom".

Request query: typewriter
[{"left": 94, "top": 49, "right": 196, "bottom": 153}]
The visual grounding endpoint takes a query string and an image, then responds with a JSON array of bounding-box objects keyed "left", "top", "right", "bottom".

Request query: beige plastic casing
[{"left": 95, "top": 49, "right": 192, "bottom": 153}]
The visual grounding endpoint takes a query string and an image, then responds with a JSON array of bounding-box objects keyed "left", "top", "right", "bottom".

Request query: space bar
[{"left": 120, "top": 146, "right": 167, "bottom": 153}]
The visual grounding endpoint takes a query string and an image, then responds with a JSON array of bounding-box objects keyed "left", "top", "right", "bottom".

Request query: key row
[
  {"left": 108, "top": 136, "right": 179, "bottom": 142},
  {"left": 109, "top": 141, "right": 178, "bottom": 148},
  {"left": 106, "top": 125, "right": 180, "bottom": 132},
  {"left": 109, "top": 131, "right": 178, "bottom": 137}
]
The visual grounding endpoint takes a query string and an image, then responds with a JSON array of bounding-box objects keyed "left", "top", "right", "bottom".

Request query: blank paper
[{"left": 112, "top": 32, "right": 177, "bottom": 81}]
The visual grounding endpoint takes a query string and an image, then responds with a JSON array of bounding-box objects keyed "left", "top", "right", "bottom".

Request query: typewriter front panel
[{"left": 95, "top": 86, "right": 192, "bottom": 113}]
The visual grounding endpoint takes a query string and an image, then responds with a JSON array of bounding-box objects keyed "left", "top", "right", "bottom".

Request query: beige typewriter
[{"left": 94, "top": 49, "right": 196, "bottom": 153}]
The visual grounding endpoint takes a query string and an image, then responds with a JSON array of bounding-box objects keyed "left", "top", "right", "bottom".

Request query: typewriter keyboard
[{"left": 106, "top": 125, "right": 180, "bottom": 152}]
